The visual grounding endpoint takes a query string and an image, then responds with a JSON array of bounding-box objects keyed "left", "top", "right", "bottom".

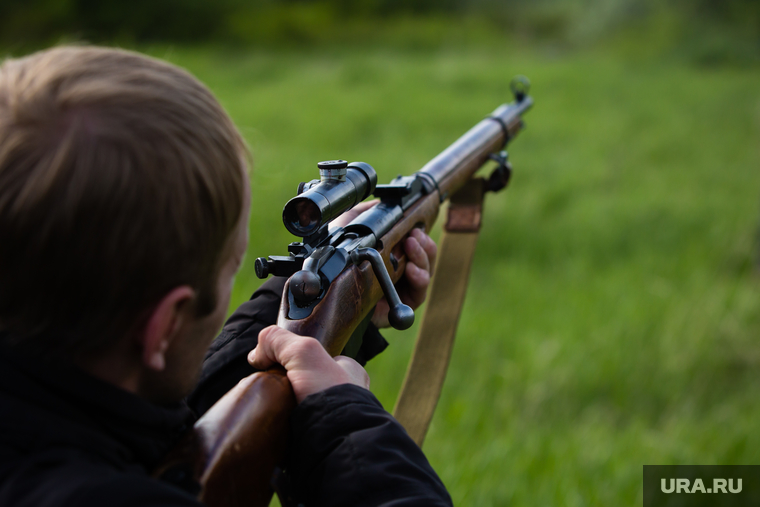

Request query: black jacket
[{"left": 0, "top": 278, "right": 452, "bottom": 506}]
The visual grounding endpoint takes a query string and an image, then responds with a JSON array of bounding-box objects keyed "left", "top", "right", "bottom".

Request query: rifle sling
[{"left": 393, "top": 178, "right": 486, "bottom": 446}]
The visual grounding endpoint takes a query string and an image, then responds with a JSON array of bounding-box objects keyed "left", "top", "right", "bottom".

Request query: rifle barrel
[{"left": 421, "top": 97, "right": 533, "bottom": 197}]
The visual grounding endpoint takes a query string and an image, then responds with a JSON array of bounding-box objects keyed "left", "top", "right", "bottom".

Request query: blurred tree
[{"left": 0, "top": 0, "right": 756, "bottom": 63}]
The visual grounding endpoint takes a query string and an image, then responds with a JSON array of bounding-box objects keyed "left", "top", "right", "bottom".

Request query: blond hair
[{"left": 0, "top": 46, "right": 247, "bottom": 358}]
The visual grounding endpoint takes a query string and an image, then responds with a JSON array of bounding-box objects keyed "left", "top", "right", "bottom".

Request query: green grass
[{"left": 151, "top": 44, "right": 760, "bottom": 505}]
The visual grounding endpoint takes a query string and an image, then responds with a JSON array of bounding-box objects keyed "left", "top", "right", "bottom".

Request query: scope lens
[{"left": 284, "top": 197, "right": 322, "bottom": 236}]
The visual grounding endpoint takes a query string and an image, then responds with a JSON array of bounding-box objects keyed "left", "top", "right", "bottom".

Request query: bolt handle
[
  {"left": 289, "top": 246, "right": 335, "bottom": 305},
  {"left": 350, "top": 248, "right": 415, "bottom": 330}
]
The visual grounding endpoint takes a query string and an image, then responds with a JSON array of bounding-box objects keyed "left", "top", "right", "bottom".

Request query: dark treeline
[{"left": 1, "top": 0, "right": 758, "bottom": 63}]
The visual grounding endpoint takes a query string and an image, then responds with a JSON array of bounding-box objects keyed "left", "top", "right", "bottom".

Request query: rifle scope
[{"left": 283, "top": 160, "right": 377, "bottom": 237}]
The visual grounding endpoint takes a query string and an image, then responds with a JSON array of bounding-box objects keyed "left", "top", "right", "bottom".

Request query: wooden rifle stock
[
  {"left": 156, "top": 87, "right": 532, "bottom": 506},
  {"left": 154, "top": 368, "right": 295, "bottom": 507}
]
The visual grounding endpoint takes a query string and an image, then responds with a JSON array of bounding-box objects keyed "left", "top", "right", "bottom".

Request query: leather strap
[{"left": 393, "top": 178, "right": 485, "bottom": 446}]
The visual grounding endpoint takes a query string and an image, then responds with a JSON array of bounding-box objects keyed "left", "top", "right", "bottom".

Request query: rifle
[{"left": 155, "top": 77, "right": 533, "bottom": 506}]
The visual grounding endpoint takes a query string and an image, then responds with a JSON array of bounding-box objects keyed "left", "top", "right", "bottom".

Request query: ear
[{"left": 140, "top": 286, "right": 195, "bottom": 371}]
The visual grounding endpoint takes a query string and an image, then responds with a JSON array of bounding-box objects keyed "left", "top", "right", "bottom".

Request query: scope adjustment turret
[{"left": 317, "top": 160, "right": 348, "bottom": 182}]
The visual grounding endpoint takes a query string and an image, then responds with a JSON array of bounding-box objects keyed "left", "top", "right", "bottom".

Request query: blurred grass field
[{"left": 152, "top": 44, "right": 760, "bottom": 505}]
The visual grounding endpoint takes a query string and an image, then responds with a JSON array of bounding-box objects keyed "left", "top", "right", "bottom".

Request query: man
[{"left": 0, "top": 46, "right": 451, "bottom": 506}]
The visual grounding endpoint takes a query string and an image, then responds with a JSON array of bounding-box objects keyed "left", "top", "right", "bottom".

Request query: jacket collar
[{"left": 0, "top": 343, "right": 193, "bottom": 472}]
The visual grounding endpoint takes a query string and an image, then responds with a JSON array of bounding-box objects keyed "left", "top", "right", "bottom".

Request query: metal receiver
[
  {"left": 255, "top": 78, "right": 533, "bottom": 332},
  {"left": 255, "top": 158, "right": 424, "bottom": 331}
]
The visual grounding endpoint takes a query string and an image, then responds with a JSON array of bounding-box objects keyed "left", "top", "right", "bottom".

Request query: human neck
[{"left": 77, "top": 339, "right": 143, "bottom": 395}]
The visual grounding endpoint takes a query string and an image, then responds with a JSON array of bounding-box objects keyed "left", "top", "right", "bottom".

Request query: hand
[
  {"left": 372, "top": 228, "right": 437, "bottom": 329},
  {"left": 330, "top": 199, "right": 379, "bottom": 228},
  {"left": 248, "top": 325, "right": 370, "bottom": 403},
  {"left": 329, "top": 199, "right": 438, "bottom": 329}
]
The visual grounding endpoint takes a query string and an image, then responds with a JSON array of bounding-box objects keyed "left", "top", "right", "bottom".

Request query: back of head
[{"left": 0, "top": 46, "right": 247, "bottom": 360}]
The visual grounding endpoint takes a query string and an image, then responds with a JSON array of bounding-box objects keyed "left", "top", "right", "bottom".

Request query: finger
[
  {"left": 249, "top": 325, "right": 327, "bottom": 372},
  {"left": 410, "top": 228, "right": 437, "bottom": 265},
  {"left": 403, "top": 261, "right": 430, "bottom": 292},
  {"left": 371, "top": 298, "right": 390, "bottom": 329},
  {"left": 330, "top": 199, "right": 379, "bottom": 228},
  {"left": 411, "top": 228, "right": 437, "bottom": 270},
  {"left": 404, "top": 236, "right": 430, "bottom": 274},
  {"left": 334, "top": 356, "right": 370, "bottom": 389},
  {"left": 247, "top": 325, "right": 279, "bottom": 369},
  {"left": 249, "top": 325, "right": 300, "bottom": 370},
  {"left": 352, "top": 199, "right": 379, "bottom": 213}
]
